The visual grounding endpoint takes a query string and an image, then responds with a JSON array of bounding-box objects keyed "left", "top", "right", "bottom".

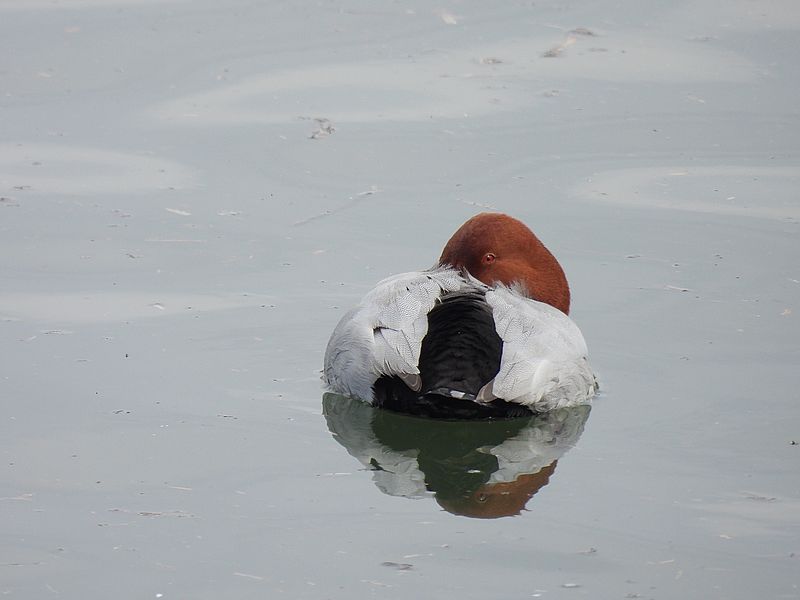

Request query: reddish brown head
[
  {"left": 439, "top": 213, "right": 571, "bottom": 314},
  {"left": 435, "top": 462, "right": 558, "bottom": 519}
]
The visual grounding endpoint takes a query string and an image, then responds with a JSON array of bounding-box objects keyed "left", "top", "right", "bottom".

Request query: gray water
[{"left": 1, "top": 0, "right": 798, "bottom": 598}]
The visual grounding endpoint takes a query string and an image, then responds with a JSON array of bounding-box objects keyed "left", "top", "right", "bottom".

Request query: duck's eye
[{"left": 482, "top": 253, "right": 496, "bottom": 265}]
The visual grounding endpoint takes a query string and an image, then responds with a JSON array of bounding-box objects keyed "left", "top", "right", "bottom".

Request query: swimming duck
[{"left": 323, "top": 213, "right": 596, "bottom": 418}]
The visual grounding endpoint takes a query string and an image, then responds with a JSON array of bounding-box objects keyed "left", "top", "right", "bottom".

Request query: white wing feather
[
  {"left": 485, "top": 286, "right": 596, "bottom": 411},
  {"left": 323, "top": 267, "right": 467, "bottom": 403}
]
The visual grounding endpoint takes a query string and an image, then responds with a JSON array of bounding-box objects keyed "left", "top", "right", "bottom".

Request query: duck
[{"left": 323, "top": 213, "right": 596, "bottom": 418}]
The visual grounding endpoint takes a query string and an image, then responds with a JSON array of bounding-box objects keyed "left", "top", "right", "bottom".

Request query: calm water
[{"left": 1, "top": 0, "right": 798, "bottom": 598}]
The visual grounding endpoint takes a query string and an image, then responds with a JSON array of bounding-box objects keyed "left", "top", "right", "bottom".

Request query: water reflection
[{"left": 323, "top": 394, "right": 590, "bottom": 519}]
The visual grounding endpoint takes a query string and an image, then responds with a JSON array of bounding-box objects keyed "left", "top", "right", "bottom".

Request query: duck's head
[{"left": 439, "top": 212, "right": 570, "bottom": 314}]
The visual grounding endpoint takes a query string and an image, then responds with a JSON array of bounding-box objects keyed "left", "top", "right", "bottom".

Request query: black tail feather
[{"left": 373, "top": 289, "right": 531, "bottom": 420}]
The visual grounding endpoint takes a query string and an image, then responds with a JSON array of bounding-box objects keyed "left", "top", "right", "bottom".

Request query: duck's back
[
  {"left": 373, "top": 289, "right": 534, "bottom": 419},
  {"left": 418, "top": 289, "right": 501, "bottom": 398}
]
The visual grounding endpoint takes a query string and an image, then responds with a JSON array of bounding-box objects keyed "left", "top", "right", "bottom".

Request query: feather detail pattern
[
  {"left": 323, "top": 267, "right": 467, "bottom": 403},
  {"left": 484, "top": 285, "right": 596, "bottom": 411}
]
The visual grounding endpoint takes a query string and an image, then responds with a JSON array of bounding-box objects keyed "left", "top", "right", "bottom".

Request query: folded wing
[
  {"left": 483, "top": 285, "right": 596, "bottom": 411},
  {"left": 323, "top": 267, "right": 466, "bottom": 403}
]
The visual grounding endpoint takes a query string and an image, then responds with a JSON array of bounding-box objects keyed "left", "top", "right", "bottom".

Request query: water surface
[{"left": 1, "top": 0, "right": 798, "bottom": 598}]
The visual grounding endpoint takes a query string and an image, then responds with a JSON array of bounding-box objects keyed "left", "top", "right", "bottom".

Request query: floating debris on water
[
  {"left": 381, "top": 561, "right": 413, "bottom": 571},
  {"left": 309, "top": 117, "right": 335, "bottom": 139}
]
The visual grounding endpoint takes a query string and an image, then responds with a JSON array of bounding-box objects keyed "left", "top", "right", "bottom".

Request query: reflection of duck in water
[
  {"left": 323, "top": 213, "right": 596, "bottom": 418},
  {"left": 323, "top": 394, "right": 591, "bottom": 518}
]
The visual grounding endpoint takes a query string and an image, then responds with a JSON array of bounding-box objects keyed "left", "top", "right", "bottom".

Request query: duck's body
[{"left": 323, "top": 213, "right": 596, "bottom": 418}]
